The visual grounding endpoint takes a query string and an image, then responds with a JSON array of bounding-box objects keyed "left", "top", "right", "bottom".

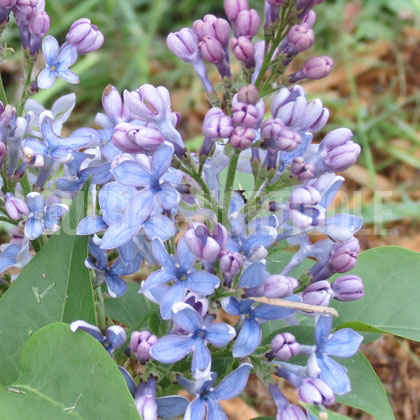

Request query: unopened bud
[{"left": 271, "top": 332, "right": 300, "bottom": 361}]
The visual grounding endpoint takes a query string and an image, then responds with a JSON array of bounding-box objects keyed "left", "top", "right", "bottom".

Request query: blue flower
[
  {"left": 119, "top": 369, "right": 189, "bottom": 420},
  {"left": 150, "top": 303, "right": 235, "bottom": 372},
  {"left": 23, "top": 112, "right": 91, "bottom": 163},
  {"left": 179, "top": 363, "right": 252, "bottom": 420},
  {"left": 56, "top": 152, "right": 112, "bottom": 192},
  {"left": 314, "top": 315, "right": 363, "bottom": 394},
  {"left": 140, "top": 237, "right": 220, "bottom": 319},
  {"left": 111, "top": 142, "right": 181, "bottom": 211},
  {"left": 24, "top": 192, "right": 69, "bottom": 240},
  {"left": 70, "top": 321, "right": 126, "bottom": 355},
  {"left": 85, "top": 238, "right": 142, "bottom": 297},
  {"left": 221, "top": 296, "right": 299, "bottom": 357},
  {"left": 37, "top": 36, "right": 79, "bottom": 90}
]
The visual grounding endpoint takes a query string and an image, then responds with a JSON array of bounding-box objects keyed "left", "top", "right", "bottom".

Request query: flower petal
[
  {"left": 315, "top": 315, "right": 333, "bottom": 349},
  {"left": 206, "top": 323, "right": 236, "bottom": 347},
  {"left": 42, "top": 35, "right": 59, "bottom": 65},
  {"left": 151, "top": 238, "right": 177, "bottom": 272},
  {"left": 150, "top": 334, "right": 194, "bottom": 363},
  {"left": 232, "top": 319, "right": 261, "bottom": 357},
  {"left": 151, "top": 142, "right": 174, "bottom": 178},
  {"left": 221, "top": 296, "right": 253, "bottom": 316},
  {"left": 156, "top": 183, "right": 180, "bottom": 210},
  {"left": 77, "top": 216, "right": 107, "bottom": 235},
  {"left": 211, "top": 363, "right": 253, "bottom": 401},
  {"left": 186, "top": 271, "right": 220, "bottom": 296},
  {"left": 143, "top": 214, "right": 175, "bottom": 241},
  {"left": 207, "top": 399, "right": 228, "bottom": 420},
  {"left": 58, "top": 69, "right": 79, "bottom": 85},
  {"left": 112, "top": 161, "right": 155, "bottom": 188},
  {"left": 125, "top": 188, "right": 154, "bottom": 227},
  {"left": 141, "top": 269, "right": 176, "bottom": 293},
  {"left": 0, "top": 244, "right": 20, "bottom": 273},
  {"left": 24, "top": 217, "right": 44, "bottom": 240},
  {"left": 70, "top": 320, "right": 104, "bottom": 343},
  {"left": 100, "top": 222, "right": 139, "bottom": 249},
  {"left": 23, "top": 138, "right": 49, "bottom": 155},
  {"left": 171, "top": 302, "right": 202, "bottom": 333},
  {"left": 184, "top": 398, "right": 206, "bottom": 420},
  {"left": 239, "top": 262, "right": 266, "bottom": 289},
  {"left": 160, "top": 281, "right": 187, "bottom": 319},
  {"left": 37, "top": 68, "right": 57, "bottom": 90},
  {"left": 324, "top": 328, "right": 363, "bottom": 358},
  {"left": 191, "top": 339, "right": 211, "bottom": 372},
  {"left": 57, "top": 44, "right": 78, "bottom": 69},
  {"left": 317, "top": 355, "right": 351, "bottom": 395},
  {"left": 156, "top": 396, "right": 189, "bottom": 419},
  {"left": 104, "top": 273, "right": 128, "bottom": 298},
  {"left": 177, "top": 236, "right": 196, "bottom": 271}
]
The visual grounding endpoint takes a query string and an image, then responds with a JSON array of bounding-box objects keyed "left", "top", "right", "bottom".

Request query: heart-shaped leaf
[{"left": 0, "top": 323, "right": 140, "bottom": 420}]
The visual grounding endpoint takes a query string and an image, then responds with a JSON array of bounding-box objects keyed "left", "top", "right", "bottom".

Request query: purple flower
[
  {"left": 24, "top": 192, "right": 68, "bottom": 240},
  {"left": 224, "top": 0, "right": 249, "bottom": 23},
  {"left": 70, "top": 320, "right": 126, "bottom": 355},
  {"left": 221, "top": 296, "right": 298, "bottom": 357},
  {"left": 111, "top": 142, "right": 181, "bottom": 214},
  {"left": 264, "top": 274, "right": 298, "bottom": 299},
  {"left": 269, "top": 384, "right": 307, "bottom": 420},
  {"left": 150, "top": 303, "right": 235, "bottom": 372},
  {"left": 193, "top": 14, "right": 231, "bottom": 49},
  {"left": 130, "top": 330, "right": 158, "bottom": 363},
  {"left": 271, "top": 332, "right": 300, "bottom": 361},
  {"left": 37, "top": 36, "right": 79, "bottom": 89},
  {"left": 290, "top": 56, "right": 333, "bottom": 82},
  {"left": 314, "top": 315, "right": 363, "bottom": 394},
  {"left": 5, "top": 193, "right": 29, "bottom": 220},
  {"left": 66, "top": 18, "right": 104, "bottom": 54},
  {"left": 286, "top": 23, "right": 314, "bottom": 54},
  {"left": 235, "top": 9, "right": 260, "bottom": 38},
  {"left": 85, "top": 238, "right": 142, "bottom": 297},
  {"left": 332, "top": 275, "right": 364, "bottom": 301},
  {"left": 230, "top": 36, "right": 255, "bottom": 67},
  {"left": 112, "top": 123, "right": 164, "bottom": 154},
  {"left": 298, "top": 377, "right": 335, "bottom": 406},
  {"left": 180, "top": 363, "right": 252, "bottom": 420},
  {"left": 302, "top": 280, "right": 333, "bottom": 307},
  {"left": 23, "top": 111, "right": 91, "bottom": 163},
  {"left": 140, "top": 237, "right": 220, "bottom": 319}
]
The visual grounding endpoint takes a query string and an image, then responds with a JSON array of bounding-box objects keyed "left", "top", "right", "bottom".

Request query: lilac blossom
[
  {"left": 150, "top": 303, "right": 235, "bottom": 371},
  {"left": 179, "top": 363, "right": 252, "bottom": 420},
  {"left": 139, "top": 238, "right": 220, "bottom": 319},
  {"left": 221, "top": 296, "right": 299, "bottom": 356},
  {"left": 37, "top": 36, "right": 79, "bottom": 89}
]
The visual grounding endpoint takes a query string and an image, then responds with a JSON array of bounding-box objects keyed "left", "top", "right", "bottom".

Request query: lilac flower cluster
[{"left": 0, "top": 1, "right": 367, "bottom": 419}]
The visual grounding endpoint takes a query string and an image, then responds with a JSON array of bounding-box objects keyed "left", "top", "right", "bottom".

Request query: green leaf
[
  {"left": 0, "top": 323, "right": 140, "bottom": 420},
  {"left": 0, "top": 184, "right": 94, "bottom": 385},
  {"left": 333, "top": 246, "right": 420, "bottom": 341},
  {"left": 104, "top": 281, "right": 153, "bottom": 327},
  {"left": 303, "top": 404, "right": 352, "bottom": 420},
  {"left": 337, "top": 352, "right": 395, "bottom": 420}
]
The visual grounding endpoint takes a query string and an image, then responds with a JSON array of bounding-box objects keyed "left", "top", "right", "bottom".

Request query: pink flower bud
[
  {"left": 302, "top": 280, "right": 333, "bottom": 306},
  {"left": 102, "top": 84, "right": 130, "bottom": 125},
  {"left": 271, "top": 332, "right": 300, "bottom": 360},
  {"left": 303, "top": 55, "right": 333, "bottom": 79},
  {"left": 302, "top": 10, "right": 316, "bottom": 28},
  {"left": 193, "top": 14, "right": 231, "bottom": 48},
  {"left": 220, "top": 250, "right": 243, "bottom": 278},
  {"left": 112, "top": 123, "right": 164, "bottom": 154},
  {"left": 232, "top": 102, "right": 259, "bottom": 128},
  {"left": 298, "top": 378, "right": 335, "bottom": 406},
  {"left": 199, "top": 36, "right": 225, "bottom": 64},
  {"left": 332, "top": 275, "right": 364, "bottom": 301},
  {"left": 290, "top": 157, "right": 315, "bottom": 181},
  {"left": 237, "top": 84, "right": 259, "bottom": 105},
  {"left": 202, "top": 107, "right": 233, "bottom": 140},
  {"left": 5, "top": 193, "right": 30, "bottom": 220},
  {"left": 167, "top": 28, "right": 200, "bottom": 64},
  {"left": 224, "top": 0, "right": 249, "bottom": 23},
  {"left": 230, "top": 36, "right": 255, "bottom": 67},
  {"left": 264, "top": 274, "right": 298, "bottom": 298},
  {"left": 130, "top": 330, "right": 158, "bottom": 363},
  {"left": 66, "top": 18, "right": 104, "bottom": 54},
  {"left": 229, "top": 125, "right": 256, "bottom": 149},
  {"left": 287, "top": 23, "right": 314, "bottom": 53},
  {"left": 235, "top": 9, "right": 260, "bottom": 38}
]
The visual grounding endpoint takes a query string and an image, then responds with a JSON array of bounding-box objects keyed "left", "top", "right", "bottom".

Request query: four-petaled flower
[
  {"left": 37, "top": 36, "right": 79, "bottom": 89},
  {"left": 24, "top": 192, "right": 69, "bottom": 240},
  {"left": 314, "top": 315, "right": 363, "bottom": 394},
  {"left": 140, "top": 238, "right": 220, "bottom": 319},
  {"left": 150, "top": 303, "right": 236, "bottom": 372},
  {"left": 221, "top": 296, "right": 299, "bottom": 357}
]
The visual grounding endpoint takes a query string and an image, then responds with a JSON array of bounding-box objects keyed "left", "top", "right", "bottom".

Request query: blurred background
[{"left": 2, "top": 0, "right": 420, "bottom": 418}]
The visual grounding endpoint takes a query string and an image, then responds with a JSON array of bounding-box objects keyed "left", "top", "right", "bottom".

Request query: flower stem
[
  {"left": 0, "top": 216, "right": 19, "bottom": 225},
  {"left": 0, "top": 74, "right": 7, "bottom": 105},
  {"left": 221, "top": 149, "right": 240, "bottom": 225},
  {"left": 95, "top": 287, "right": 107, "bottom": 331},
  {"left": 17, "top": 50, "right": 36, "bottom": 116}
]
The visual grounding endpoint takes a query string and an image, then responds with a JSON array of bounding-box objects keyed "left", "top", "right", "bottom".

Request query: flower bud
[
  {"left": 267, "top": 0, "right": 285, "bottom": 5},
  {"left": 66, "top": 18, "right": 104, "bottom": 54},
  {"left": 230, "top": 36, "right": 255, "bottom": 67},
  {"left": 321, "top": 127, "right": 353, "bottom": 151},
  {"left": 328, "top": 238, "right": 359, "bottom": 273},
  {"left": 232, "top": 102, "right": 259, "bottom": 128},
  {"left": 332, "top": 275, "right": 364, "bottom": 301},
  {"left": 0, "top": 0, "right": 16, "bottom": 23},
  {"left": 235, "top": 9, "right": 260, "bottom": 38},
  {"left": 264, "top": 275, "right": 298, "bottom": 298},
  {"left": 193, "top": 14, "right": 231, "bottom": 48},
  {"left": 224, "top": 0, "right": 249, "bottom": 23},
  {"left": 302, "top": 10, "right": 316, "bottom": 28},
  {"left": 324, "top": 141, "right": 361, "bottom": 172},
  {"left": 302, "top": 280, "right": 333, "bottom": 306},
  {"left": 199, "top": 36, "right": 225, "bottom": 64},
  {"left": 5, "top": 193, "right": 29, "bottom": 220},
  {"left": 303, "top": 55, "right": 333, "bottom": 79},
  {"left": 112, "top": 123, "right": 164, "bottom": 154},
  {"left": 289, "top": 185, "right": 321, "bottom": 207},
  {"left": 102, "top": 84, "right": 130, "bottom": 125},
  {"left": 237, "top": 84, "right": 259, "bottom": 105},
  {"left": 183, "top": 222, "right": 222, "bottom": 262},
  {"left": 298, "top": 377, "right": 335, "bottom": 406},
  {"left": 0, "top": 142, "right": 7, "bottom": 159},
  {"left": 167, "top": 28, "right": 200, "bottom": 64},
  {"left": 220, "top": 250, "right": 243, "bottom": 278},
  {"left": 290, "top": 157, "right": 315, "bottom": 181},
  {"left": 271, "top": 332, "right": 300, "bottom": 361},
  {"left": 105, "top": 325, "right": 127, "bottom": 353},
  {"left": 277, "top": 405, "right": 307, "bottom": 420},
  {"left": 229, "top": 125, "right": 256, "bottom": 149},
  {"left": 130, "top": 330, "right": 158, "bottom": 363},
  {"left": 0, "top": 103, "right": 15, "bottom": 128},
  {"left": 202, "top": 108, "right": 234, "bottom": 140},
  {"left": 135, "top": 394, "right": 158, "bottom": 420},
  {"left": 287, "top": 23, "right": 314, "bottom": 54}
]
